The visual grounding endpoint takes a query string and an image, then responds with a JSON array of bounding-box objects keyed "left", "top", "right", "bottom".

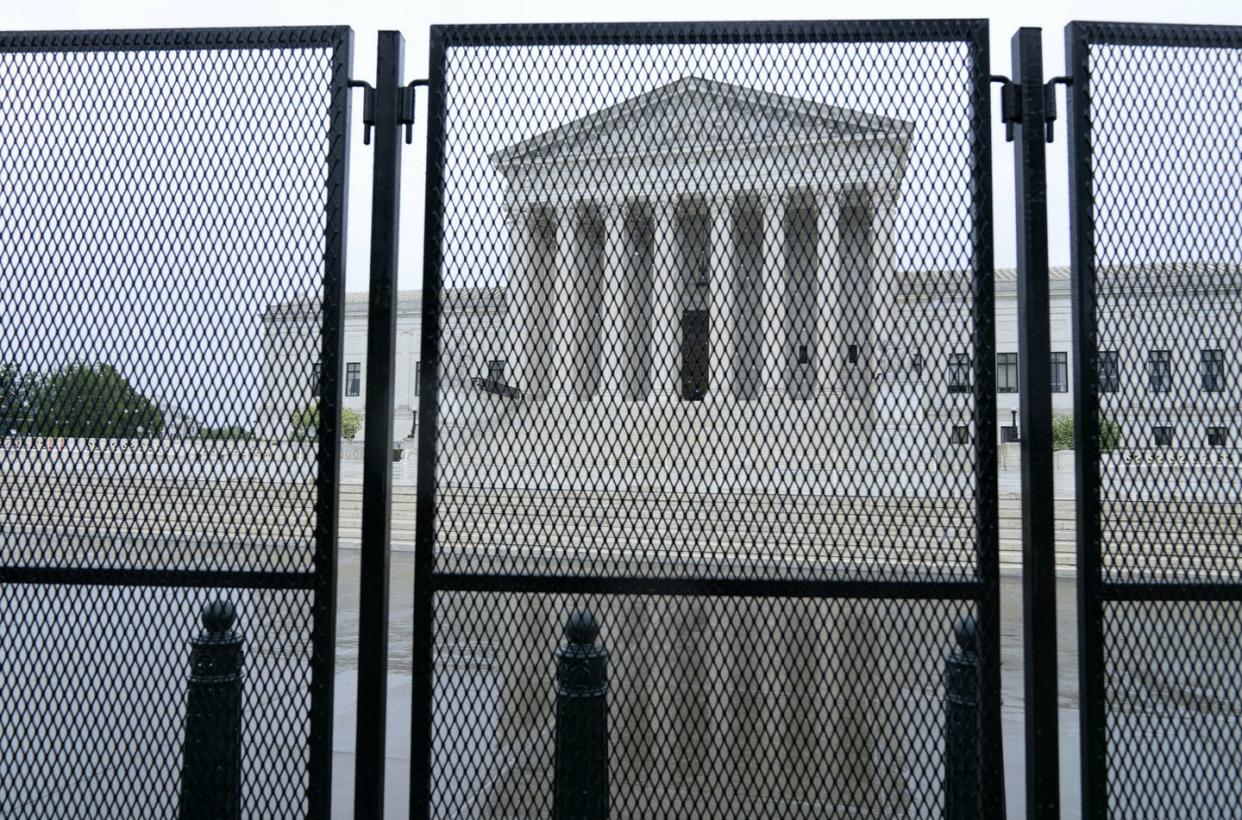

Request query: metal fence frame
[
  {"left": 0, "top": 26, "right": 353, "bottom": 820},
  {"left": 410, "top": 18, "right": 1005, "bottom": 818},
  {"left": 1066, "top": 19, "right": 1242, "bottom": 819}
]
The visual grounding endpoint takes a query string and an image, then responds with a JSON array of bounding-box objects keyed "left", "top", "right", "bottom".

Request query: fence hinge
[
  {"left": 402, "top": 79, "right": 429, "bottom": 144},
  {"left": 349, "top": 79, "right": 376, "bottom": 145},
  {"left": 991, "top": 75, "right": 1021, "bottom": 142},
  {"left": 1043, "top": 76, "right": 1071, "bottom": 143}
]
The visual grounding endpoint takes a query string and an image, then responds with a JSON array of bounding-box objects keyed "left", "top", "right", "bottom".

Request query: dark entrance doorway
[{"left": 680, "top": 309, "right": 709, "bottom": 401}]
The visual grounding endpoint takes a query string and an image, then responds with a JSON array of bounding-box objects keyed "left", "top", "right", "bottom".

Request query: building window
[
  {"left": 996, "top": 353, "right": 1018, "bottom": 393},
  {"left": 911, "top": 352, "right": 924, "bottom": 377},
  {"left": 1207, "top": 426, "right": 1228, "bottom": 447},
  {"left": 1152, "top": 425, "right": 1174, "bottom": 447},
  {"left": 487, "top": 359, "right": 505, "bottom": 383},
  {"left": 1050, "top": 352, "right": 1068, "bottom": 393},
  {"left": 415, "top": 361, "right": 422, "bottom": 396},
  {"left": 1099, "top": 350, "right": 1119, "bottom": 393},
  {"left": 948, "top": 353, "right": 970, "bottom": 393},
  {"left": 951, "top": 425, "right": 970, "bottom": 445},
  {"left": 847, "top": 344, "right": 859, "bottom": 365},
  {"left": 345, "top": 362, "right": 361, "bottom": 397},
  {"left": 1148, "top": 350, "right": 1173, "bottom": 393},
  {"left": 1201, "top": 348, "right": 1226, "bottom": 393},
  {"left": 797, "top": 344, "right": 810, "bottom": 365}
]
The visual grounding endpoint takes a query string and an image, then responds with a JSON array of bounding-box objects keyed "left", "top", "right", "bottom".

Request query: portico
[{"left": 492, "top": 76, "right": 912, "bottom": 408}]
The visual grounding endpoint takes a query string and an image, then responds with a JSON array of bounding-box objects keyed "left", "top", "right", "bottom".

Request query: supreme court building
[{"left": 493, "top": 76, "right": 913, "bottom": 408}]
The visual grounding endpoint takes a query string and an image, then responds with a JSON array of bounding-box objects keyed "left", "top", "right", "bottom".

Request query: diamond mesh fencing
[
  {"left": 1067, "top": 21, "right": 1242, "bottom": 816},
  {"left": 415, "top": 21, "right": 1002, "bottom": 817},
  {"left": 0, "top": 28, "right": 351, "bottom": 818}
]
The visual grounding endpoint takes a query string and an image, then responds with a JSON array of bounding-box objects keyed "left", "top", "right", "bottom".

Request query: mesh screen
[
  {"left": 1100, "top": 600, "right": 1242, "bottom": 816},
  {"left": 1072, "top": 23, "right": 1242, "bottom": 815},
  {"left": 420, "top": 21, "right": 999, "bottom": 818},
  {"left": 1086, "top": 34, "right": 1242, "bottom": 585},
  {"left": 0, "top": 585, "right": 313, "bottom": 817},
  {"left": 0, "top": 28, "right": 349, "bottom": 818},
  {"left": 432, "top": 592, "right": 975, "bottom": 817}
]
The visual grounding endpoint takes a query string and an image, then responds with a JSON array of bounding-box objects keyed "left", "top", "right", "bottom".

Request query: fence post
[
  {"left": 179, "top": 600, "right": 243, "bottom": 820},
  {"left": 552, "top": 610, "right": 609, "bottom": 820},
  {"left": 944, "top": 615, "right": 980, "bottom": 820}
]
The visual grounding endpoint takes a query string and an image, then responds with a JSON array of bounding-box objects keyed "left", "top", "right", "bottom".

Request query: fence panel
[
  {"left": 1066, "top": 20, "right": 1242, "bottom": 818},
  {"left": 412, "top": 20, "right": 1003, "bottom": 817},
  {"left": 0, "top": 27, "right": 351, "bottom": 819}
]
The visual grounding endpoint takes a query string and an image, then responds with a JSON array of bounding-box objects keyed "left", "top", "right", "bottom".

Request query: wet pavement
[{"left": 330, "top": 552, "right": 1086, "bottom": 818}]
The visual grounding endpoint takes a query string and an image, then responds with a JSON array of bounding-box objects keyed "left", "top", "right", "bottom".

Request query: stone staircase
[{"left": 341, "top": 484, "right": 1081, "bottom": 574}]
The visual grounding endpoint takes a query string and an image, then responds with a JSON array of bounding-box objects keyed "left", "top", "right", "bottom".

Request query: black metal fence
[
  {"left": 0, "top": 27, "right": 351, "bottom": 819},
  {"left": 410, "top": 19, "right": 1004, "bottom": 818},
  {"left": 2, "top": 16, "right": 1242, "bottom": 820},
  {"left": 1066, "top": 21, "right": 1242, "bottom": 818}
]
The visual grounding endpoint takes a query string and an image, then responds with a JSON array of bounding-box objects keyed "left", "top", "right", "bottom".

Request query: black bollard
[
  {"left": 552, "top": 610, "right": 609, "bottom": 820},
  {"left": 179, "top": 600, "right": 243, "bottom": 820},
  {"left": 944, "top": 615, "right": 981, "bottom": 820}
]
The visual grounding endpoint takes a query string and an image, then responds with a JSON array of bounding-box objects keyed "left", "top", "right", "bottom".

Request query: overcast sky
[{"left": 11, "top": 0, "right": 1241, "bottom": 294}]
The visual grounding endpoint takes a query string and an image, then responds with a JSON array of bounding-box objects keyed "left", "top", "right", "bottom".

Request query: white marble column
[
  {"left": 505, "top": 203, "right": 535, "bottom": 396},
  {"left": 708, "top": 195, "right": 735, "bottom": 400},
  {"left": 550, "top": 203, "right": 578, "bottom": 397},
  {"left": 649, "top": 199, "right": 680, "bottom": 400},
  {"left": 869, "top": 188, "right": 898, "bottom": 380},
  {"left": 761, "top": 192, "right": 788, "bottom": 397},
  {"left": 816, "top": 191, "right": 841, "bottom": 394},
  {"left": 600, "top": 202, "right": 629, "bottom": 397}
]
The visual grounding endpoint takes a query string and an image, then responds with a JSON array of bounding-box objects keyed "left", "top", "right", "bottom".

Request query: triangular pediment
[{"left": 491, "top": 76, "right": 911, "bottom": 168}]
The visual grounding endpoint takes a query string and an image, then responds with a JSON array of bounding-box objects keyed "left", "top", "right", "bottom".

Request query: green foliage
[
  {"left": 291, "top": 402, "right": 319, "bottom": 440},
  {"left": 32, "top": 363, "right": 163, "bottom": 439},
  {"left": 1099, "top": 415, "right": 1121, "bottom": 452},
  {"left": 1051, "top": 413, "right": 1121, "bottom": 452},
  {"left": 0, "top": 363, "right": 35, "bottom": 433},
  {"left": 291, "top": 403, "right": 362, "bottom": 440},
  {"left": 199, "top": 425, "right": 253, "bottom": 441},
  {"left": 1052, "top": 413, "right": 1075, "bottom": 451},
  {"left": 341, "top": 408, "right": 361, "bottom": 440}
]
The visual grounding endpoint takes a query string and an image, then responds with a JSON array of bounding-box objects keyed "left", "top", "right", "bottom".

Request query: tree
[
  {"left": 0, "top": 363, "right": 36, "bottom": 434},
  {"left": 1052, "top": 412, "right": 1121, "bottom": 452},
  {"left": 31, "top": 363, "right": 163, "bottom": 439},
  {"left": 291, "top": 402, "right": 361, "bottom": 440}
]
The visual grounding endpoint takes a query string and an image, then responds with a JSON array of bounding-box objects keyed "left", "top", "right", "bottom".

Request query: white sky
[{"left": 10, "top": 0, "right": 1242, "bottom": 292}]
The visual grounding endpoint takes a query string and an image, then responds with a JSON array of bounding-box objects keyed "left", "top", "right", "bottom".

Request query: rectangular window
[
  {"left": 346, "top": 362, "right": 361, "bottom": 397},
  {"left": 951, "top": 424, "right": 970, "bottom": 445},
  {"left": 1152, "top": 425, "right": 1174, "bottom": 447},
  {"left": 1201, "top": 348, "right": 1226, "bottom": 393},
  {"left": 1050, "top": 352, "right": 1068, "bottom": 393},
  {"left": 996, "top": 353, "right": 1018, "bottom": 393},
  {"left": 911, "top": 352, "right": 924, "bottom": 377},
  {"left": 948, "top": 353, "right": 970, "bottom": 393},
  {"left": 1148, "top": 350, "right": 1173, "bottom": 393},
  {"left": 1099, "top": 350, "right": 1119, "bottom": 393},
  {"left": 1207, "top": 426, "right": 1228, "bottom": 447},
  {"left": 415, "top": 361, "right": 422, "bottom": 396}
]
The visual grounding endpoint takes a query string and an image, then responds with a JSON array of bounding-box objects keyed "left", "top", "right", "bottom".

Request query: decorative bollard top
[
  {"left": 955, "top": 614, "right": 977, "bottom": 654},
  {"left": 202, "top": 600, "right": 237, "bottom": 634},
  {"left": 564, "top": 610, "right": 600, "bottom": 645}
]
